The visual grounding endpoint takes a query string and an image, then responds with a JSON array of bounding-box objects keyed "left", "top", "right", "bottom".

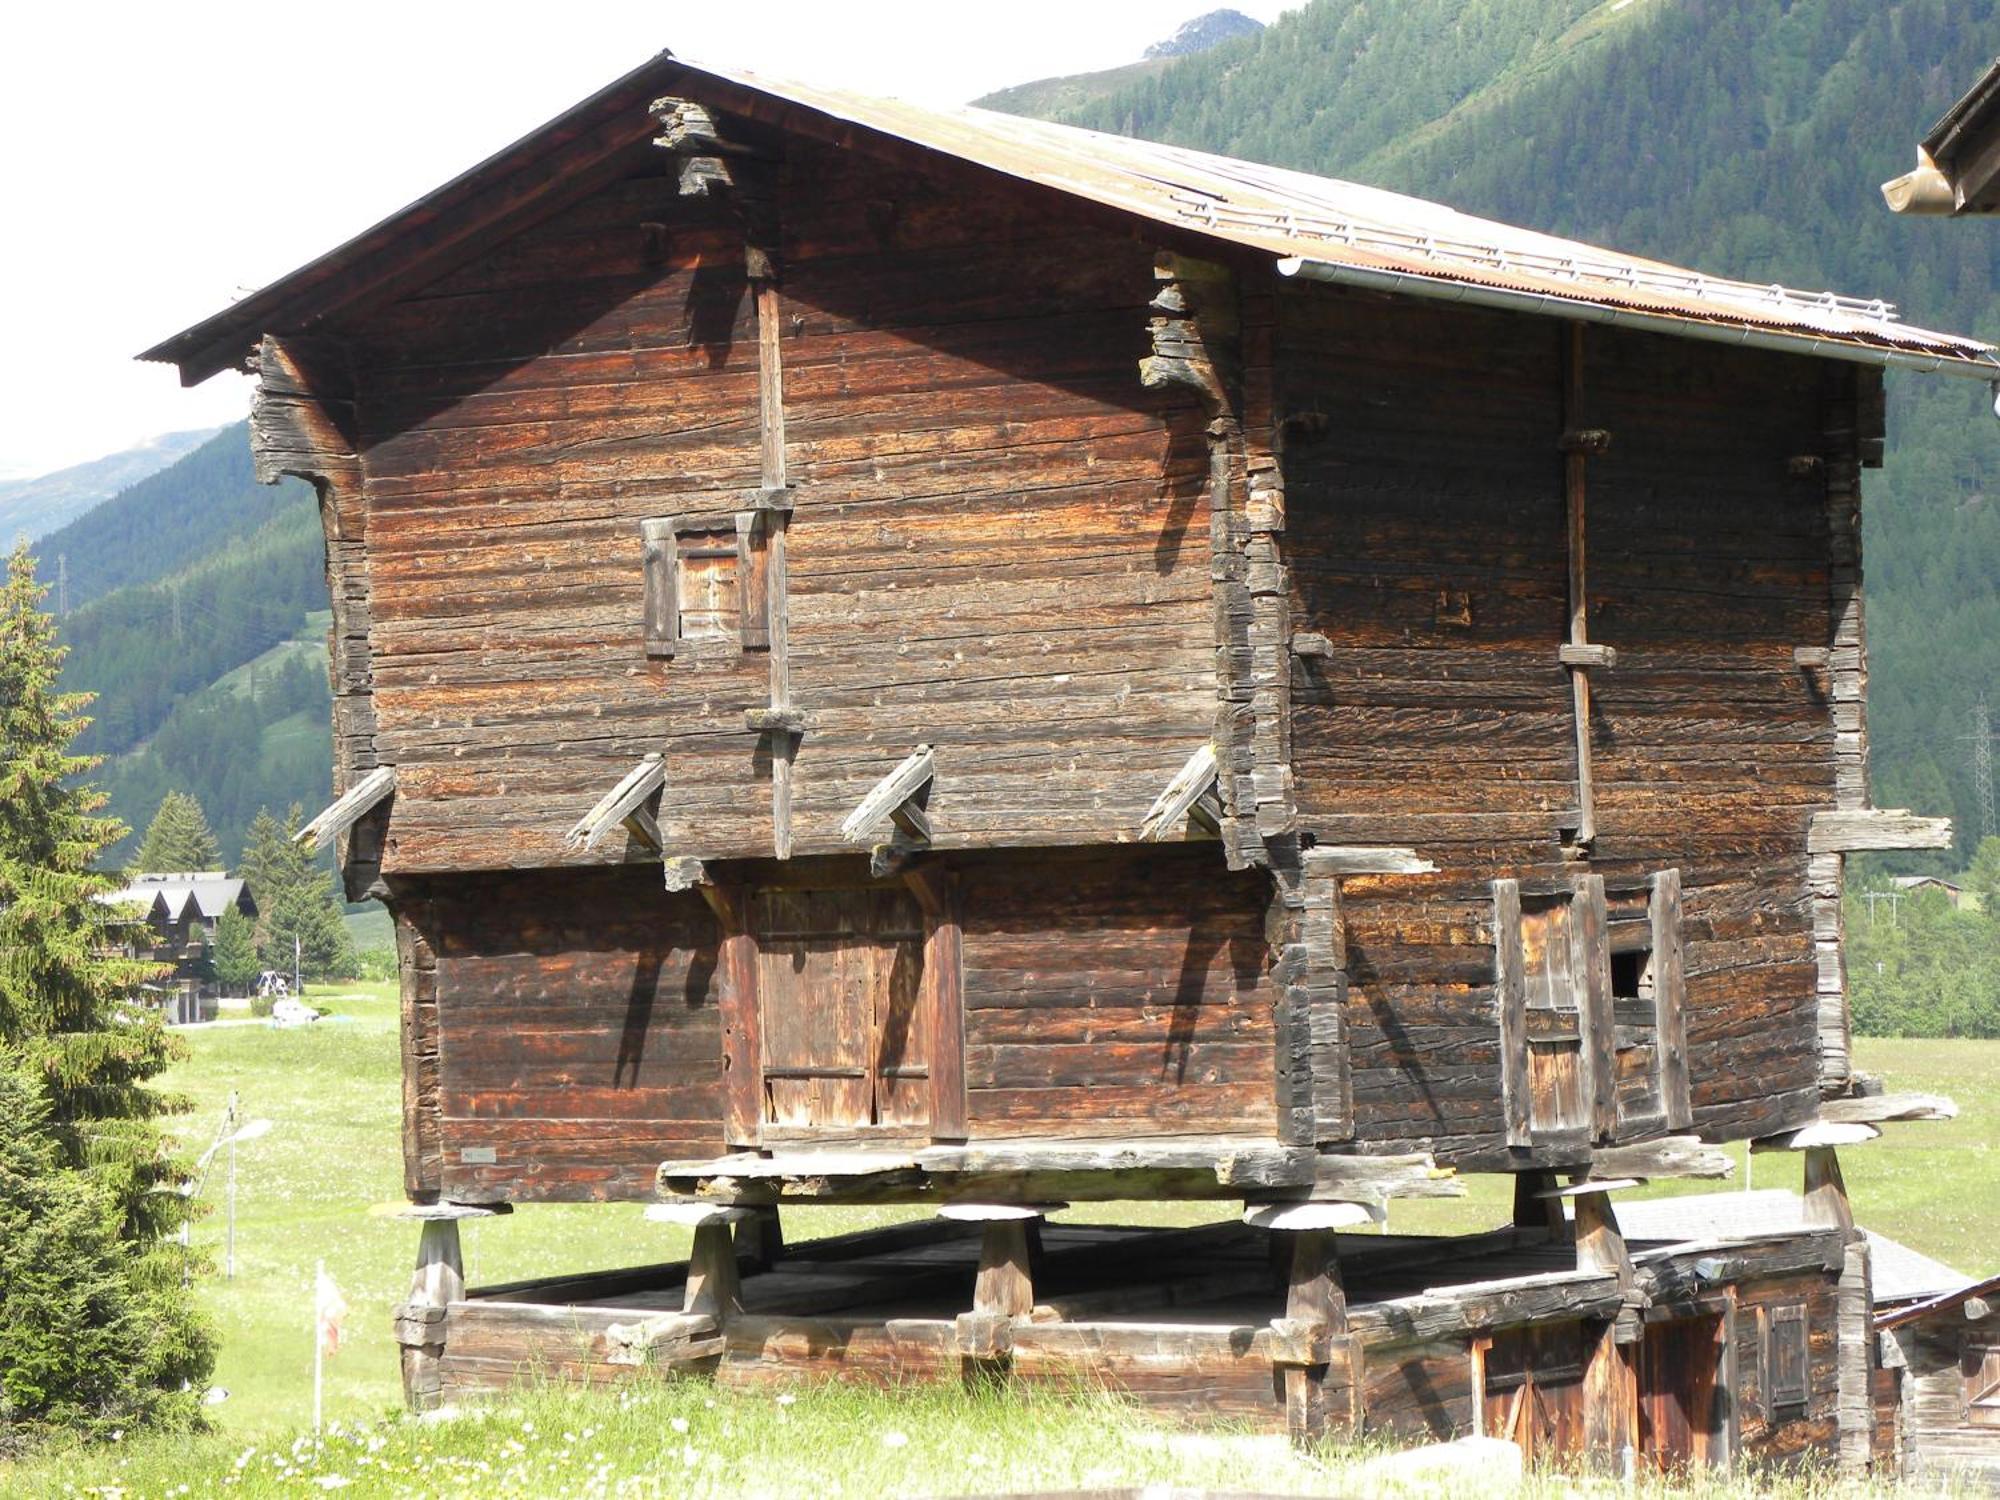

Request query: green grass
[{"left": 1, "top": 1000, "right": 1988, "bottom": 1495}]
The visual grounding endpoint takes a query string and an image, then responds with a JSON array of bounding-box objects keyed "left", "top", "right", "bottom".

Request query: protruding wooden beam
[
  {"left": 1139, "top": 743, "right": 1220, "bottom": 841},
  {"left": 841, "top": 745, "right": 936, "bottom": 844},
  {"left": 1301, "top": 846, "right": 1438, "bottom": 877},
  {"left": 563, "top": 754, "right": 666, "bottom": 855},
  {"left": 1807, "top": 808, "right": 1953, "bottom": 853},
  {"left": 1558, "top": 643, "right": 1617, "bottom": 669},
  {"left": 662, "top": 856, "right": 711, "bottom": 893},
  {"left": 297, "top": 765, "right": 396, "bottom": 856},
  {"left": 1304, "top": 1151, "right": 1463, "bottom": 1204}
]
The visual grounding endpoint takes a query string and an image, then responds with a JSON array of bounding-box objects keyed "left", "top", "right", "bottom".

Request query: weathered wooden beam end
[
  {"left": 1140, "top": 742, "right": 1220, "bottom": 841},
  {"left": 565, "top": 754, "right": 668, "bottom": 855},
  {"left": 296, "top": 765, "right": 396, "bottom": 857},
  {"left": 841, "top": 745, "right": 937, "bottom": 847}
]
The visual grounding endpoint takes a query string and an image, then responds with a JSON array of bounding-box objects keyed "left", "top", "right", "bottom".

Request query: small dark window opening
[{"left": 1611, "top": 947, "right": 1651, "bottom": 1002}]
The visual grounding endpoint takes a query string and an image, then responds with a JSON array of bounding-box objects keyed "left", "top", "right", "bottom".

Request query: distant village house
[{"left": 99, "top": 871, "right": 256, "bottom": 1022}]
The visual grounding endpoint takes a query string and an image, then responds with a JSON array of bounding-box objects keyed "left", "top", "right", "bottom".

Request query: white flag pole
[{"left": 313, "top": 1257, "right": 324, "bottom": 1436}]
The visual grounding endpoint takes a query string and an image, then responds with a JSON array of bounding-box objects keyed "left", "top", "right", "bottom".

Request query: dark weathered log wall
[
  {"left": 343, "top": 139, "right": 1213, "bottom": 875},
  {"left": 413, "top": 866, "right": 728, "bottom": 1201},
  {"left": 405, "top": 846, "right": 1273, "bottom": 1201},
  {"left": 1280, "top": 281, "right": 1836, "bottom": 1163},
  {"left": 959, "top": 846, "right": 1277, "bottom": 1138}
]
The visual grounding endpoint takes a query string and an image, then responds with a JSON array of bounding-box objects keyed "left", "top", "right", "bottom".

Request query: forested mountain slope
[
  {"left": 45, "top": 424, "right": 332, "bottom": 865},
  {"left": 35, "top": 423, "right": 313, "bottom": 611},
  {"left": 1004, "top": 0, "right": 2000, "bottom": 863},
  {"left": 0, "top": 426, "right": 222, "bottom": 543}
]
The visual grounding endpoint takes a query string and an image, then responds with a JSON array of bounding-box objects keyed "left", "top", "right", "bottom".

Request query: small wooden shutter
[
  {"left": 642, "top": 510, "right": 773, "bottom": 656},
  {"left": 1967, "top": 1346, "right": 2000, "bottom": 1428},
  {"left": 1764, "top": 1303, "right": 1809, "bottom": 1411}
]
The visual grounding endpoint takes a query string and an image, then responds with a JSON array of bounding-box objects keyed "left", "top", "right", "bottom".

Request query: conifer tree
[
  {"left": 212, "top": 905, "right": 259, "bottom": 994},
  {"left": 0, "top": 543, "right": 212, "bottom": 1442},
  {"left": 133, "top": 790, "right": 221, "bottom": 873},
  {"left": 244, "top": 804, "right": 358, "bottom": 982},
  {"left": 236, "top": 805, "right": 290, "bottom": 912}
]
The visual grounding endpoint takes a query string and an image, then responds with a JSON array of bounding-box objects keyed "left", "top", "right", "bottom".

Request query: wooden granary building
[{"left": 147, "top": 52, "right": 1993, "bottom": 1470}]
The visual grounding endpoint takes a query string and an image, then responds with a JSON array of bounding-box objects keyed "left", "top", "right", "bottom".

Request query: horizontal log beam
[
  {"left": 1591, "top": 1136, "right": 1734, "bottom": 1181},
  {"left": 1301, "top": 846, "right": 1439, "bottom": 877}
]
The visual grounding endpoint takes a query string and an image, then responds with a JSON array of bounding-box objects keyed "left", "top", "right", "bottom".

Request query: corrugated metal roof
[
  {"left": 142, "top": 51, "right": 1997, "bottom": 381},
  {"left": 1608, "top": 1188, "right": 1971, "bottom": 1304},
  {"left": 692, "top": 61, "right": 1997, "bottom": 370}
]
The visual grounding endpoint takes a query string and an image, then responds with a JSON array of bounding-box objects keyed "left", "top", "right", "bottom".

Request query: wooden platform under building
[{"left": 408, "top": 1213, "right": 1853, "bottom": 1468}]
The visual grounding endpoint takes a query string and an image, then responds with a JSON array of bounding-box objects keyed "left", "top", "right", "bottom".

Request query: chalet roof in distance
[
  {"left": 141, "top": 52, "right": 1999, "bottom": 386},
  {"left": 98, "top": 871, "right": 251, "bottom": 923}
]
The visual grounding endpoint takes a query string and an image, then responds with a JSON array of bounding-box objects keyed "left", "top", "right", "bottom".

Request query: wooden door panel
[
  {"left": 1638, "top": 1314, "right": 1722, "bottom": 1471},
  {"left": 754, "top": 887, "right": 927, "bottom": 1133}
]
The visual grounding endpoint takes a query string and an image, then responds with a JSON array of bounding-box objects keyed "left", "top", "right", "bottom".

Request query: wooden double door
[{"left": 753, "top": 887, "right": 931, "bottom": 1135}]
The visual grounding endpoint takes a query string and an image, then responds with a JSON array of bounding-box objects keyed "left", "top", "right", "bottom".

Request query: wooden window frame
[
  {"left": 642, "top": 509, "right": 772, "bottom": 658},
  {"left": 1497, "top": 868, "right": 1687, "bottom": 1147}
]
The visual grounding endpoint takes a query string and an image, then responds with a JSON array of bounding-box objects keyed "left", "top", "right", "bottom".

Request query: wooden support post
[
  {"left": 735, "top": 1205, "right": 785, "bottom": 1270},
  {"left": 904, "top": 862, "right": 967, "bottom": 1141},
  {"left": 1513, "top": 1169, "right": 1571, "bottom": 1243},
  {"left": 1561, "top": 323, "right": 1597, "bottom": 847},
  {"left": 700, "top": 884, "right": 761, "bottom": 1147},
  {"left": 684, "top": 1220, "right": 743, "bottom": 1319},
  {"left": 974, "top": 1220, "right": 1035, "bottom": 1318},
  {"left": 1572, "top": 1188, "right": 1635, "bottom": 1293},
  {"left": 1836, "top": 1237, "right": 1875, "bottom": 1476},
  {"left": 753, "top": 273, "right": 797, "bottom": 859},
  {"left": 1803, "top": 1143, "right": 1857, "bottom": 1241},
  {"left": 395, "top": 1218, "right": 462, "bottom": 1411},
  {"left": 1277, "top": 1227, "right": 1356, "bottom": 1447},
  {"left": 1583, "top": 1317, "right": 1639, "bottom": 1473}
]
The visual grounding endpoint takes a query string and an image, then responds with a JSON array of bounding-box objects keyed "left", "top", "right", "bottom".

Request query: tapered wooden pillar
[
  {"left": 1259, "top": 1216, "right": 1361, "bottom": 1448},
  {"left": 391, "top": 1202, "right": 506, "bottom": 1411},
  {"left": 1514, "top": 1169, "right": 1571, "bottom": 1243}
]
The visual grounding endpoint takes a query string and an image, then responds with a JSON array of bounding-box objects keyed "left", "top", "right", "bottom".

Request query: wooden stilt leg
[
  {"left": 395, "top": 1218, "right": 462, "bottom": 1411},
  {"left": 734, "top": 1205, "right": 784, "bottom": 1270},
  {"left": 684, "top": 1221, "right": 742, "bottom": 1318},
  {"left": 1514, "top": 1170, "right": 1571, "bottom": 1242},
  {"left": 1803, "top": 1145, "right": 1857, "bottom": 1241},
  {"left": 974, "top": 1220, "right": 1035, "bottom": 1318},
  {"left": 1278, "top": 1228, "right": 1356, "bottom": 1448}
]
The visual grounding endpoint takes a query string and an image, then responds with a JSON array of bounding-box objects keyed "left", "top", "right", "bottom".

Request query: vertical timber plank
[
  {"left": 1562, "top": 323, "right": 1596, "bottom": 845},
  {"left": 702, "top": 884, "right": 762, "bottom": 1146},
  {"left": 1573, "top": 873, "right": 1616, "bottom": 1140},
  {"left": 1651, "top": 867, "right": 1691, "bottom": 1129},
  {"left": 1494, "top": 879, "right": 1531, "bottom": 1146},
  {"left": 904, "top": 862, "right": 967, "bottom": 1141}
]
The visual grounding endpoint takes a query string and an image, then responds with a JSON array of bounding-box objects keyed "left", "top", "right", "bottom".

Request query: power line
[{"left": 1962, "top": 694, "right": 1996, "bottom": 843}]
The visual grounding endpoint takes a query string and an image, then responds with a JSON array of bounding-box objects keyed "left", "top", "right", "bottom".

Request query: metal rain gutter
[{"left": 1276, "top": 256, "right": 2000, "bottom": 382}]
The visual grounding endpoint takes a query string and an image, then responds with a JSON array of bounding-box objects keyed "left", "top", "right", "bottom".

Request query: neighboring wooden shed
[{"left": 144, "top": 52, "right": 1990, "bottom": 1463}]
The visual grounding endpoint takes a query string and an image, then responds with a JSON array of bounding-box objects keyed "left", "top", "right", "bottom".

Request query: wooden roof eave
[{"left": 138, "top": 50, "right": 687, "bottom": 385}]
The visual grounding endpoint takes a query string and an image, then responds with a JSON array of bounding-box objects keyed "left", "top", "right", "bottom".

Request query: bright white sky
[{"left": 0, "top": 1, "right": 1294, "bottom": 478}]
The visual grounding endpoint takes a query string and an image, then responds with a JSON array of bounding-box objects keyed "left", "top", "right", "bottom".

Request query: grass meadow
[{"left": 1, "top": 987, "right": 1991, "bottom": 1496}]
